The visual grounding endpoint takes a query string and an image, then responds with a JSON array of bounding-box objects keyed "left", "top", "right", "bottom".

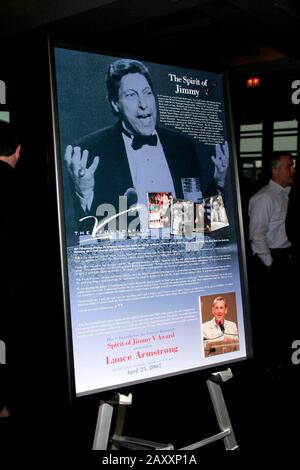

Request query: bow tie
[
  {"left": 122, "top": 127, "right": 158, "bottom": 150},
  {"left": 131, "top": 134, "right": 158, "bottom": 150}
]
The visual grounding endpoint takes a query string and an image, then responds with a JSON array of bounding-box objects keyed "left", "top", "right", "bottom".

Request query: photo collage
[{"left": 147, "top": 192, "right": 229, "bottom": 235}]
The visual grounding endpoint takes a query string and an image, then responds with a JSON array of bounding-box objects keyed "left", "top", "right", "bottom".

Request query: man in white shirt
[
  {"left": 249, "top": 153, "right": 295, "bottom": 268},
  {"left": 248, "top": 152, "right": 295, "bottom": 372}
]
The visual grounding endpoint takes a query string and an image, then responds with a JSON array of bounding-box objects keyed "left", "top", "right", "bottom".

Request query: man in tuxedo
[
  {"left": 159, "top": 193, "right": 172, "bottom": 228},
  {"left": 64, "top": 58, "right": 229, "bottom": 238}
]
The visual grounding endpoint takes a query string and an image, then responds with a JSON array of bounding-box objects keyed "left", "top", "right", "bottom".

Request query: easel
[{"left": 92, "top": 368, "right": 238, "bottom": 451}]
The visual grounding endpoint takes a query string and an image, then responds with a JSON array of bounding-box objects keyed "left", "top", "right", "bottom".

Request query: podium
[{"left": 204, "top": 335, "right": 240, "bottom": 357}]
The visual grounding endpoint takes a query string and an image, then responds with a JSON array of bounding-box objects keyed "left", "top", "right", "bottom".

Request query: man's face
[
  {"left": 212, "top": 300, "right": 227, "bottom": 325},
  {"left": 273, "top": 155, "right": 295, "bottom": 187},
  {"left": 162, "top": 194, "right": 169, "bottom": 205},
  {"left": 112, "top": 73, "right": 157, "bottom": 136}
]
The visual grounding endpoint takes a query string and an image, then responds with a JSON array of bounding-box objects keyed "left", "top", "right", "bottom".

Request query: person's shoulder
[
  {"left": 249, "top": 182, "right": 274, "bottom": 203},
  {"left": 73, "top": 122, "right": 120, "bottom": 147},
  {"left": 226, "top": 320, "right": 238, "bottom": 334},
  {"left": 157, "top": 126, "right": 196, "bottom": 146}
]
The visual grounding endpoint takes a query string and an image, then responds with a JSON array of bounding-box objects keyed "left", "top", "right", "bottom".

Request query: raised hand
[
  {"left": 211, "top": 141, "right": 229, "bottom": 188},
  {"left": 64, "top": 145, "right": 100, "bottom": 198}
]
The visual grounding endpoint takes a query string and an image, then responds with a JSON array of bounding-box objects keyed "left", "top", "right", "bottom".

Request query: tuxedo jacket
[{"left": 64, "top": 121, "right": 217, "bottom": 238}]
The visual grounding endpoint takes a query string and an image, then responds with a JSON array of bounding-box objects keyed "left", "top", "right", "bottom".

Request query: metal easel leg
[
  {"left": 92, "top": 393, "right": 133, "bottom": 450},
  {"left": 92, "top": 400, "right": 114, "bottom": 450},
  {"left": 181, "top": 368, "right": 238, "bottom": 450},
  {"left": 206, "top": 369, "right": 238, "bottom": 450}
]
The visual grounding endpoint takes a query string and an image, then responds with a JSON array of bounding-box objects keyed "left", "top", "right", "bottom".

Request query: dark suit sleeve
[
  {"left": 158, "top": 127, "right": 218, "bottom": 199},
  {"left": 195, "top": 142, "right": 219, "bottom": 198},
  {"left": 63, "top": 123, "right": 133, "bottom": 244},
  {"left": 286, "top": 174, "right": 299, "bottom": 245}
]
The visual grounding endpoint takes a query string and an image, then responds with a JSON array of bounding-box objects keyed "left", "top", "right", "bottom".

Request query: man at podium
[{"left": 202, "top": 296, "right": 239, "bottom": 357}]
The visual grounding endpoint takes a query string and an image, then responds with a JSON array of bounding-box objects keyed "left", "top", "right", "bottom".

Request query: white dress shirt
[
  {"left": 248, "top": 179, "right": 291, "bottom": 267},
  {"left": 123, "top": 131, "right": 176, "bottom": 208},
  {"left": 123, "top": 131, "right": 176, "bottom": 231}
]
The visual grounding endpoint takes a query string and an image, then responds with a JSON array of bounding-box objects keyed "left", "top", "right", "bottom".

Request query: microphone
[
  {"left": 124, "top": 188, "right": 138, "bottom": 208},
  {"left": 219, "top": 323, "right": 225, "bottom": 333},
  {"left": 203, "top": 333, "right": 224, "bottom": 341}
]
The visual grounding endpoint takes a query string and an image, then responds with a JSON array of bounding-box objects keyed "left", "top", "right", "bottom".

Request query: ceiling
[{"left": 1, "top": 0, "right": 300, "bottom": 74}]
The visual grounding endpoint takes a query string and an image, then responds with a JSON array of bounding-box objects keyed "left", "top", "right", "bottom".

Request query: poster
[{"left": 50, "top": 44, "right": 249, "bottom": 396}]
